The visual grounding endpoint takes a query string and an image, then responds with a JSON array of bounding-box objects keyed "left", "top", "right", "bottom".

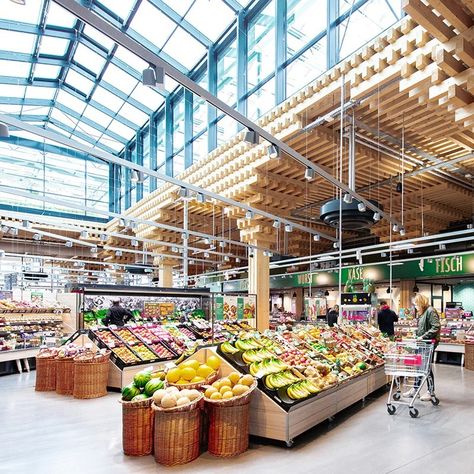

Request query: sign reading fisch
[{"left": 435, "top": 256, "right": 463, "bottom": 274}]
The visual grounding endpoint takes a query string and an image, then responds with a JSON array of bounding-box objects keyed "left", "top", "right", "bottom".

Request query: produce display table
[{"left": 435, "top": 343, "right": 465, "bottom": 366}]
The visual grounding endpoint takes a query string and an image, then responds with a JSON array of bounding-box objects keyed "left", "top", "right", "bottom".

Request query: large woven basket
[
  {"left": 73, "top": 352, "right": 110, "bottom": 399},
  {"left": 35, "top": 354, "right": 57, "bottom": 392},
  {"left": 465, "top": 343, "right": 474, "bottom": 371},
  {"left": 55, "top": 357, "right": 75, "bottom": 395},
  {"left": 120, "top": 397, "right": 154, "bottom": 456},
  {"left": 205, "top": 381, "right": 257, "bottom": 457},
  {"left": 152, "top": 397, "right": 202, "bottom": 466}
]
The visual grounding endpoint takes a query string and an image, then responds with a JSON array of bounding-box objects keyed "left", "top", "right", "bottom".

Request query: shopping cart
[{"left": 384, "top": 340, "right": 439, "bottom": 418}]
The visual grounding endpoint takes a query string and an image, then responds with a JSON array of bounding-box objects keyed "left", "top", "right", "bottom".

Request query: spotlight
[
  {"left": 442, "top": 284, "right": 449, "bottom": 292},
  {"left": 407, "top": 248, "right": 413, "bottom": 254},
  {"left": 0, "top": 250, "right": 5, "bottom": 258},
  {"left": 32, "top": 233, "right": 41, "bottom": 241},
  {"left": 413, "top": 284, "right": 419, "bottom": 293},
  {"left": 396, "top": 181, "right": 403, "bottom": 193},
  {"left": 22, "top": 220, "right": 31, "bottom": 229},
  {"left": 386, "top": 287, "right": 391, "bottom": 294},
  {"left": 357, "top": 202, "right": 366, "bottom": 212},
  {"left": 324, "top": 290, "right": 330, "bottom": 296},
  {"left": 90, "top": 246, "right": 98, "bottom": 254},
  {"left": 115, "top": 250, "right": 122, "bottom": 256},
  {"left": 130, "top": 221, "right": 138, "bottom": 230},
  {"left": 245, "top": 210, "right": 254, "bottom": 219},
  {"left": 100, "top": 233, "right": 107, "bottom": 241},
  {"left": 392, "top": 224, "right": 399, "bottom": 232},
  {"left": 244, "top": 129, "right": 258, "bottom": 144},
  {"left": 178, "top": 187, "right": 188, "bottom": 198},
  {"left": 267, "top": 144, "right": 280, "bottom": 159},
  {"left": 285, "top": 224, "right": 293, "bottom": 232},
  {"left": 196, "top": 193, "right": 205, "bottom": 203},
  {"left": 467, "top": 223, "right": 473, "bottom": 230},
  {"left": 399, "top": 227, "right": 406, "bottom": 236},
  {"left": 0, "top": 122, "right": 10, "bottom": 137},
  {"left": 381, "top": 252, "right": 387, "bottom": 257},
  {"left": 80, "top": 230, "right": 89, "bottom": 239},
  {"left": 131, "top": 239, "right": 139, "bottom": 247},
  {"left": 273, "top": 220, "right": 281, "bottom": 229},
  {"left": 248, "top": 249, "right": 254, "bottom": 258},
  {"left": 172, "top": 246, "right": 179, "bottom": 253},
  {"left": 137, "top": 171, "right": 145, "bottom": 183},
  {"left": 439, "top": 243, "right": 446, "bottom": 250},
  {"left": 65, "top": 241, "right": 73, "bottom": 248},
  {"left": 333, "top": 242, "right": 339, "bottom": 249},
  {"left": 219, "top": 241, "right": 225, "bottom": 248},
  {"left": 343, "top": 193, "right": 353, "bottom": 204},
  {"left": 142, "top": 65, "right": 164, "bottom": 89},
  {"left": 10, "top": 228, "right": 18, "bottom": 236},
  {"left": 204, "top": 252, "right": 210, "bottom": 258},
  {"left": 305, "top": 167, "right": 315, "bottom": 180},
  {"left": 373, "top": 212, "right": 381, "bottom": 222},
  {"left": 313, "top": 234, "right": 320, "bottom": 242},
  {"left": 204, "top": 238, "right": 210, "bottom": 245},
  {"left": 235, "top": 257, "right": 241, "bottom": 263},
  {"left": 223, "top": 255, "right": 230, "bottom": 262},
  {"left": 130, "top": 170, "right": 139, "bottom": 183}
]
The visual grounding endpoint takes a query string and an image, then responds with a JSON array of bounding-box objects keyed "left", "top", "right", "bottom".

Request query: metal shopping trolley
[{"left": 384, "top": 340, "right": 439, "bottom": 418}]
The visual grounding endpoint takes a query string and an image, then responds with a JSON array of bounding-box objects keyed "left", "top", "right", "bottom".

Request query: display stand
[{"left": 435, "top": 343, "right": 465, "bottom": 366}]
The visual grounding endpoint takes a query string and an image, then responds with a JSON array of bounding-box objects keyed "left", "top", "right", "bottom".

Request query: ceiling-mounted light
[
  {"left": 273, "top": 220, "right": 280, "bottom": 229},
  {"left": 235, "top": 257, "right": 241, "bottom": 263},
  {"left": 181, "top": 233, "right": 188, "bottom": 240},
  {"left": 343, "top": 193, "right": 353, "bottom": 204},
  {"left": 467, "top": 223, "right": 473, "bottom": 230},
  {"left": 381, "top": 252, "right": 387, "bottom": 257},
  {"left": 204, "top": 238, "right": 210, "bottom": 245},
  {"left": 189, "top": 260, "right": 195, "bottom": 265},
  {"left": 90, "top": 246, "right": 98, "bottom": 254},
  {"left": 223, "top": 255, "right": 230, "bottom": 262},
  {"left": 100, "top": 233, "right": 107, "bottom": 241},
  {"left": 142, "top": 65, "right": 164, "bottom": 89},
  {"left": 285, "top": 224, "right": 293, "bottom": 232},
  {"left": 115, "top": 250, "right": 122, "bottom": 256},
  {"left": 131, "top": 239, "right": 139, "bottom": 247},
  {"left": 245, "top": 210, "right": 254, "bottom": 219},
  {"left": 305, "top": 167, "right": 315, "bottom": 180},
  {"left": 171, "top": 246, "right": 179, "bottom": 253},
  {"left": 413, "top": 284, "right": 419, "bottom": 293},
  {"left": 204, "top": 252, "right": 210, "bottom": 258},
  {"left": 196, "top": 193, "right": 205, "bottom": 203},
  {"left": 130, "top": 170, "right": 139, "bottom": 183},
  {"left": 65, "top": 240, "right": 73, "bottom": 248},
  {"left": 313, "top": 234, "right": 320, "bottom": 242},
  {"left": 399, "top": 227, "right": 406, "bottom": 236},
  {"left": 407, "top": 248, "right": 413, "bottom": 254},
  {"left": 267, "top": 144, "right": 280, "bottom": 159},
  {"left": 80, "top": 230, "right": 89, "bottom": 239},
  {"left": 0, "top": 122, "right": 9, "bottom": 137},
  {"left": 333, "top": 242, "right": 339, "bottom": 249},
  {"left": 178, "top": 187, "right": 188, "bottom": 198},
  {"left": 0, "top": 250, "right": 5, "bottom": 258},
  {"left": 324, "top": 290, "right": 330, "bottom": 296},
  {"left": 248, "top": 249, "right": 254, "bottom": 258},
  {"left": 209, "top": 244, "right": 216, "bottom": 250},
  {"left": 10, "top": 228, "right": 18, "bottom": 236},
  {"left": 137, "top": 171, "right": 145, "bottom": 183},
  {"left": 373, "top": 212, "right": 381, "bottom": 222},
  {"left": 219, "top": 241, "right": 225, "bottom": 248},
  {"left": 244, "top": 129, "right": 258, "bottom": 144},
  {"left": 357, "top": 202, "right": 366, "bottom": 212},
  {"left": 392, "top": 224, "right": 399, "bottom": 232},
  {"left": 396, "top": 181, "right": 403, "bottom": 193},
  {"left": 22, "top": 220, "right": 31, "bottom": 229},
  {"left": 442, "top": 284, "right": 450, "bottom": 292},
  {"left": 32, "top": 233, "right": 41, "bottom": 241},
  {"left": 386, "top": 287, "right": 391, "bottom": 294},
  {"left": 439, "top": 243, "right": 446, "bottom": 250}
]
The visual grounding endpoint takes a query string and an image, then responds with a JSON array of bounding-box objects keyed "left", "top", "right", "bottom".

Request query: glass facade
[{"left": 0, "top": 0, "right": 403, "bottom": 216}]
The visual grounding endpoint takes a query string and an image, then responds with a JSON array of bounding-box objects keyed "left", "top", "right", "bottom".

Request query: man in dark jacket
[
  {"left": 327, "top": 305, "right": 339, "bottom": 327},
  {"left": 377, "top": 301, "right": 398, "bottom": 336},
  {"left": 104, "top": 300, "right": 134, "bottom": 326}
]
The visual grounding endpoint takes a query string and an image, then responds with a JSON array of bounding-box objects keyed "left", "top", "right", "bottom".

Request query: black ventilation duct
[{"left": 320, "top": 199, "right": 383, "bottom": 230}]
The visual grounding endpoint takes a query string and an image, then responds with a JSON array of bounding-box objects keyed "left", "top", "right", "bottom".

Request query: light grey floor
[{"left": 1, "top": 364, "right": 473, "bottom": 474}]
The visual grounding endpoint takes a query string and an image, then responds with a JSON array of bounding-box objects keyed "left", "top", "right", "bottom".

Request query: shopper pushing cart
[{"left": 384, "top": 294, "right": 441, "bottom": 418}]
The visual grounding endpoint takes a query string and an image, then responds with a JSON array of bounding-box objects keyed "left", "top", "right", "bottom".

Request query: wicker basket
[
  {"left": 73, "top": 351, "right": 110, "bottom": 399},
  {"left": 465, "top": 343, "right": 474, "bottom": 371},
  {"left": 205, "top": 381, "right": 257, "bottom": 457},
  {"left": 152, "top": 396, "right": 202, "bottom": 466},
  {"left": 120, "top": 397, "right": 154, "bottom": 456},
  {"left": 168, "top": 371, "right": 218, "bottom": 390},
  {"left": 55, "top": 357, "right": 75, "bottom": 395},
  {"left": 35, "top": 353, "right": 57, "bottom": 392}
]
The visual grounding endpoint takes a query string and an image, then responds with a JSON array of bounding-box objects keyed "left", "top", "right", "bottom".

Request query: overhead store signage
[{"left": 221, "top": 253, "right": 474, "bottom": 292}]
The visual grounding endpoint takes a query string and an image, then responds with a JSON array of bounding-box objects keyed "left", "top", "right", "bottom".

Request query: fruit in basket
[
  {"left": 196, "top": 364, "right": 214, "bottom": 379},
  {"left": 232, "top": 384, "right": 249, "bottom": 396},
  {"left": 122, "top": 383, "right": 141, "bottom": 401},
  {"left": 219, "top": 377, "right": 232, "bottom": 388},
  {"left": 155, "top": 387, "right": 200, "bottom": 409},
  {"left": 134, "top": 371, "right": 152, "bottom": 388},
  {"left": 144, "top": 379, "right": 164, "bottom": 397},
  {"left": 191, "top": 376, "right": 204, "bottom": 383},
  {"left": 220, "top": 385, "right": 232, "bottom": 395},
  {"left": 181, "top": 359, "right": 200, "bottom": 371},
  {"left": 180, "top": 367, "right": 196, "bottom": 381},
  {"left": 177, "top": 397, "right": 191, "bottom": 407},
  {"left": 206, "top": 355, "right": 221, "bottom": 370},
  {"left": 228, "top": 372, "right": 241, "bottom": 385},
  {"left": 176, "top": 378, "right": 189, "bottom": 385},
  {"left": 210, "top": 392, "right": 222, "bottom": 400},
  {"left": 166, "top": 367, "right": 181, "bottom": 383},
  {"left": 152, "top": 389, "right": 167, "bottom": 404},
  {"left": 151, "top": 371, "right": 166, "bottom": 380},
  {"left": 161, "top": 394, "right": 177, "bottom": 408},
  {"left": 132, "top": 394, "right": 149, "bottom": 402},
  {"left": 205, "top": 386, "right": 218, "bottom": 398},
  {"left": 240, "top": 374, "right": 254, "bottom": 386},
  {"left": 222, "top": 391, "right": 233, "bottom": 400}
]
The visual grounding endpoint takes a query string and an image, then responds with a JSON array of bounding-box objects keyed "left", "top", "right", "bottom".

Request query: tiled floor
[{"left": 1, "top": 364, "right": 473, "bottom": 474}]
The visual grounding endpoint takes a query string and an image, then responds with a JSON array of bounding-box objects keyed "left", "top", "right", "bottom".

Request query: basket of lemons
[{"left": 165, "top": 355, "right": 220, "bottom": 390}]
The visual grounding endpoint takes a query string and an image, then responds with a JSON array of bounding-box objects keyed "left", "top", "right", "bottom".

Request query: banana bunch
[
  {"left": 264, "top": 370, "right": 300, "bottom": 389},
  {"left": 286, "top": 380, "right": 320, "bottom": 400},
  {"left": 249, "top": 357, "right": 287, "bottom": 376},
  {"left": 220, "top": 342, "right": 239, "bottom": 354},
  {"left": 241, "top": 348, "right": 274, "bottom": 364},
  {"left": 174, "top": 345, "right": 197, "bottom": 365},
  {"left": 235, "top": 338, "right": 261, "bottom": 351}
]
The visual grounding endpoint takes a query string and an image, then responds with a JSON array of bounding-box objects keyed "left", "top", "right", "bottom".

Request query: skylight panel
[
  {"left": 97, "top": 0, "right": 135, "bottom": 20},
  {"left": 101, "top": 64, "right": 137, "bottom": 95},
  {"left": 24, "top": 86, "right": 56, "bottom": 100},
  {"left": 129, "top": 1, "right": 176, "bottom": 50},
  {"left": 186, "top": 0, "right": 234, "bottom": 42},
  {"left": 162, "top": 0, "right": 194, "bottom": 16},
  {"left": 39, "top": 36, "right": 70, "bottom": 56},
  {"left": 50, "top": 108, "right": 78, "bottom": 128},
  {"left": 73, "top": 43, "right": 107, "bottom": 76},
  {"left": 107, "top": 120, "right": 135, "bottom": 141},
  {"left": 83, "top": 25, "right": 115, "bottom": 52},
  {"left": 34, "top": 64, "right": 62, "bottom": 79},
  {"left": 47, "top": 123, "right": 72, "bottom": 138},
  {"left": 0, "top": 60, "right": 30, "bottom": 78},
  {"left": 165, "top": 76, "right": 180, "bottom": 93},
  {"left": 75, "top": 121, "right": 102, "bottom": 140},
  {"left": 9, "top": 130, "right": 42, "bottom": 141},
  {"left": 46, "top": 2, "right": 78, "bottom": 28},
  {"left": 117, "top": 102, "right": 149, "bottom": 127},
  {"left": 21, "top": 106, "right": 51, "bottom": 116},
  {"left": 130, "top": 84, "right": 164, "bottom": 111},
  {"left": 82, "top": 105, "right": 112, "bottom": 128},
  {"left": 0, "top": 84, "right": 26, "bottom": 98},
  {"left": 96, "top": 136, "right": 123, "bottom": 153},
  {"left": 1, "top": 0, "right": 43, "bottom": 24},
  {"left": 162, "top": 27, "right": 206, "bottom": 70},
  {"left": 0, "top": 31, "right": 36, "bottom": 54},
  {"left": 64, "top": 69, "right": 95, "bottom": 96},
  {"left": 114, "top": 46, "right": 148, "bottom": 74},
  {"left": 0, "top": 104, "right": 22, "bottom": 115},
  {"left": 91, "top": 86, "right": 124, "bottom": 113},
  {"left": 56, "top": 89, "right": 87, "bottom": 115}
]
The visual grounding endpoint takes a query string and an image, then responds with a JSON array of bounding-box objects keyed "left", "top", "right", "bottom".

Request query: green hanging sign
[{"left": 214, "top": 296, "right": 224, "bottom": 320}]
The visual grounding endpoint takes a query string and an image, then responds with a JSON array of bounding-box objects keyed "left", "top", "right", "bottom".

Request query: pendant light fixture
[
  {"left": 0, "top": 123, "right": 9, "bottom": 137},
  {"left": 413, "top": 283, "right": 419, "bottom": 293}
]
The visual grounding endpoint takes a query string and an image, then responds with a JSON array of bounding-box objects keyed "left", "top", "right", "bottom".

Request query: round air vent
[{"left": 320, "top": 199, "right": 383, "bottom": 230}]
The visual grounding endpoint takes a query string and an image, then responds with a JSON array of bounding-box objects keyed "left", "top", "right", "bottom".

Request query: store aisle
[{"left": 1, "top": 365, "right": 473, "bottom": 474}]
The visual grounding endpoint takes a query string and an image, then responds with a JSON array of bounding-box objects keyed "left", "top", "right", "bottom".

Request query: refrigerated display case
[{"left": 341, "top": 293, "right": 374, "bottom": 324}]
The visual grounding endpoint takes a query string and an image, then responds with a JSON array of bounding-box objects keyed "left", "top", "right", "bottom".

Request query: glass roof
[{"left": 0, "top": 0, "right": 250, "bottom": 154}]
